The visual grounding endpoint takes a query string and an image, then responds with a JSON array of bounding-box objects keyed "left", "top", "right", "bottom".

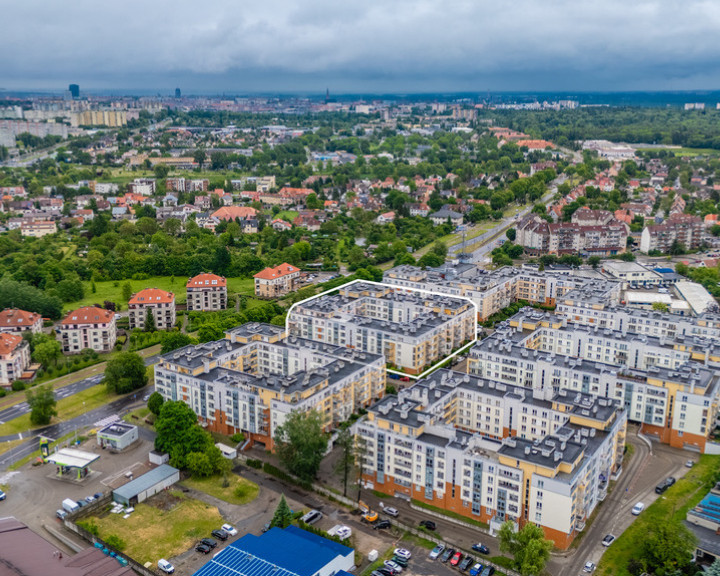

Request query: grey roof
[
  {"left": 431, "top": 208, "right": 463, "bottom": 219},
  {"left": 113, "top": 464, "right": 178, "bottom": 500}
]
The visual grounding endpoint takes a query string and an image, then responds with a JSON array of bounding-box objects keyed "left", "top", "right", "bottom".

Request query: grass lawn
[
  {"left": 272, "top": 210, "right": 299, "bottom": 221},
  {"left": 0, "top": 438, "right": 25, "bottom": 457},
  {"left": 412, "top": 499, "right": 489, "bottom": 530},
  {"left": 635, "top": 146, "right": 720, "bottom": 157},
  {"left": 89, "top": 492, "right": 223, "bottom": 564},
  {"left": 597, "top": 454, "right": 720, "bottom": 576},
  {"left": 69, "top": 277, "right": 255, "bottom": 311},
  {"left": 181, "top": 473, "right": 259, "bottom": 506}
]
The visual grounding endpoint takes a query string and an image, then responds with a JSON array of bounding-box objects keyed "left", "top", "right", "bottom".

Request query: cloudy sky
[{"left": 2, "top": 0, "right": 719, "bottom": 94}]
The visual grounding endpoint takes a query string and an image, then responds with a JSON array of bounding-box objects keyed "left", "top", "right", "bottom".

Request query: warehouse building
[{"left": 112, "top": 464, "right": 179, "bottom": 506}]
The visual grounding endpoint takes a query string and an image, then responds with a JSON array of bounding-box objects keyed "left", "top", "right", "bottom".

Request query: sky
[{"left": 2, "top": 0, "right": 720, "bottom": 94}]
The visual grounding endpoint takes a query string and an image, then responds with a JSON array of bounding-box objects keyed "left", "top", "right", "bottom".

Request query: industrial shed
[
  {"left": 112, "top": 464, "right": 179, "bottom": 506},
  {"left": 97, "top": 422, "right": 138, "bottom": 451}
]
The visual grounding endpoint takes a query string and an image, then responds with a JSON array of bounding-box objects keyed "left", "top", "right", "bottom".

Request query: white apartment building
[
  {"left": 58, "top": 306, "right": 117, "bottom": 354},
  {"left": 128, "top": 288, "right": 176, "bottom": 330},
  {"left": 288, "top": 281, "right": 476, "bottom": 374},
  {"left": 356, "top": 369, "right": 626, "bottom": 549},
  {"left": 0, "top": 333, "right": 31, "bottom": 386},
  {"left": 154, "top": 323, "right": 386, "bottom": 450}
]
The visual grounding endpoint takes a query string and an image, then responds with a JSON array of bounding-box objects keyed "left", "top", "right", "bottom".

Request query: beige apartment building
[
  {"left": 186, "top": 273, "right": 227, "bottom": 311},
  {"left": 254, "top": 263, "right": 301, "bottom": 298},
  {"left": 0, "top": 333, "right": 31, "bottom": 387},
  {"left": 58, "top": 306, "right": 117, "bottom": 354},
  {"left": 0, "top": 308, "right": 43, "bottom": 334},
  {"left": 128, "top": 288, "right": 176, "bottom": 330}
]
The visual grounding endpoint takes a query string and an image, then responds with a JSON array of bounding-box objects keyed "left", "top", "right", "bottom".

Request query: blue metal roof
[
  {"left": 113, "top": 464, "right": 178, "bottom": 501},
  {"left": 192, "top": 526, "right": 353, "bottom": 576},
  {"left": 689, "top": 492, "right": 720, "bottom": 525}
]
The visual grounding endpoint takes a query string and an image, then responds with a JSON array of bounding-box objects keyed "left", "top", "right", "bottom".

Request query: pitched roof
[
  {"left": 0, "top": 333, "right": 24, "bottom": 355},
  {"left": 129, "top": 288, "right": 175, "bottom": 305},
  {"left": 211, "top": 206, "right": 258, "bottom": 221},
  {"left": 61, "top": 306, "right": 114, "bottom": 326},
  {"left": 254, "top": 263, "right": 301, "bottom": 281},
  {"left": 0, "top": 308, "right": 41, "bottom": 328},
  {"left": 186, "top": 273, "right": 227, "bottom": 288}
]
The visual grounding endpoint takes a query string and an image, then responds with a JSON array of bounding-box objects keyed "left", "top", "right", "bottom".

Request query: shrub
[
  {"left": 245, "top": 458, "right": 262, "bottom": 469},
  {"left": 105, "top": 534, "right": 126, "bottom": 550},
  {"left": 230, "top": 432, "right": 245, "bottom": 443},
  {"left": 11, "top": 380, "right": 25, "bottom": 392},
  {"left": 234, "top": 483, "right": 252, "bottom": 499},
  {"left": 78, "top": 519, "right": 100, "bottom": 536}
]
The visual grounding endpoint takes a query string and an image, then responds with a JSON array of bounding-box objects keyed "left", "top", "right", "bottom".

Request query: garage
[{"left": 112, "top": 464, "right": 179, "bottom": 506}]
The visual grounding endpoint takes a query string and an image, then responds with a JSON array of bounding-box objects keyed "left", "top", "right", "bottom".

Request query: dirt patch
[{"left": 147, "top": 490, "right": 184, "bottom": 512}]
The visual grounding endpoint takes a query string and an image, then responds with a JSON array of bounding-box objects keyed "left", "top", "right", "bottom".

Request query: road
[
  {"left": 0, "top": 386, "right": 154, "bottom": 471},
  {"left": 0, "top": 354, "right": 159, "bottom": 427}
]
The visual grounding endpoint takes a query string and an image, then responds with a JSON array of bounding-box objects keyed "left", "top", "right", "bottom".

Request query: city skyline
[{"left": 3, "top": 0, "right": 720, "bottom": 93}]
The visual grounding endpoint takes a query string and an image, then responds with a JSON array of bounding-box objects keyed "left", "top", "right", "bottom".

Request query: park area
[{"left": 81, "top": 491, "right": 224, "bottom": 565}]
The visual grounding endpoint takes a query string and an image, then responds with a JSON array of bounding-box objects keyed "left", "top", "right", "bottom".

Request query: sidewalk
[{"left": 0, "top": 344, "right": 162, "bottom": 411}]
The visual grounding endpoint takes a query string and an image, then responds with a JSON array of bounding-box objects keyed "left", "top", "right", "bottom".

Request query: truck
[
  {"left": 62, "top": 498, "right": 80, "bottom": 514},
  {"left": 358, "top": 500, "right": 378, "bottom": 523}
]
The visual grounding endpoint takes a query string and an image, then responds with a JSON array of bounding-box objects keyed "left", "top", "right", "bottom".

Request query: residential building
[
  {"left": 600, "top": 261, "right": 664, "bottom": 288},
  {"left": 154, "top": 323, "right": 386, "bottom": 449},
  {"left": 211, "top": 206, "right": 258, "bottom": 222},
  {"left": 128, "top": 288, "right": 176, "bottom": 330},
  {"left": 186, "top": 273, "right": 227, "bottom": 311},
  {"left": 0, "top": 308, "right": 43, "bottom": 334},
  {"left": 20, "top": 220, "right": 57, "bottom": 237},
  {"left": 684, "top": 484, "right": 720, "bottom": 567},
  {"left": 288, "top": 281, "right": 476, "bottom": 374},
  {"left": 0, "top": 333, "right": 31, "bottom": 386},
  {"left": 58, "top": 306, "right": 117, "bottom": 354},
  {"left": 254, "top": 263, "right": 301, "bottom": 298},
  {"left": 640, "top": 214, "right": 705, "bottom": 253},
  {"left": 356, "top": 369, "right": 626, "bottom": 549},
  {"left": 191, "top": 525, "right": 354, "bottom": 576},
  {"left": 430, "top": 208, "right": 463, "bottom": 226}
]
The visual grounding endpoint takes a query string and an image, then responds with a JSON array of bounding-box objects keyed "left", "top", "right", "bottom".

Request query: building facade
[
  {"left": 128, "top": 288, "right": 176, "bottom": 330},
  {"left": 640, "top": 214, "right": 705, "bottom": 253},
  {"left": 288, "top": 281, "right": 476, "bottom": 375},
  {"left": 154, "top": 323, "right": 386, "bottom": 450},
  {"left": 58, "top": 306, "right": 117, "bottom": 354},
  {"left": 254, "top": 263, "right": 301, "bottom": 298},
  {"left": 0, "top": 333, "right": 31, "bottom": 386},
  {"left": 0, "top": 308, "right": 43, "bottom": 334},
  {"left": 186, "top": 273, "right": 227, "bottom": 311}
]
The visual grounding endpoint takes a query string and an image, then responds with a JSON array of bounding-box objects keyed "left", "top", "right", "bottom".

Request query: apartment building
[
  {"left": 186, "top": 273, "right": 227, "bottom": 311},
  {"left": 468, "top": 309, "right": 720, "bottom": 452},
  {"left": 356, "top": 369, "right": 626, "bottom": 549},
  {"left": 154, "top": 322, "right": 386, "bottom": 450},
  {"left": 0, "top": 333, "right": 31, "bottom": 387},
  {"left": 288, "top": 281, "right": 476, "bottom": 374},
  {"left": 58, "top": 306, "right": 117, "bottom": 354},
  {"left": 640, "top": 214, "right": 705, "bottom": 253},
  {"left": 384, "top": 264, "right": 621, "bottom": 322},
  {"left": 20, "top": 220, "right": 57, "bottom": 237},
  {"left": 128, "top": 288, "right": 176, "bottom": 331},
  {"left": 254, "top": 263, "right": 301, "bottom": 298},
  {"left": 0, "top": 308, "right": 43, "bottom": 334}
]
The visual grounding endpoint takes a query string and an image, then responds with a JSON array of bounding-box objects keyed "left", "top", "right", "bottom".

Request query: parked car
[
  {"left": 301, "top": 510, "right": 323, "bottom": 525},
  {"left": 469, "top": 563, "right": 484, "bottom": 576},
  {"left": 480, "top": 567, "right": 495, "bottom": 576},
  {"left": 583, "top": 561, "right": 596, "bottom": 573},
  {"left": 221, "top": 524, "right": 237, "bottom": 536},
  {"left": 335, "top": 525, "right": 352, "bottom": 540},
  {"left": 459, "top": 556, "right": 474, "bottom": 571},
  {"left": 196, "top": 543, "right": 212, "bottom": 554},
  {"left": 0, "top": 490, "right": 5, "bottom": 501},
  {"left": 429, "top": 544, "right": 445, "bottom": 559},
  {"left": 450, "top": 551, "right": 463, "bottom": 566},
  {"left": 200, "top": 538, "right": 217, "bottom": 549},
  {"left": 655, "top": 477, "right": 676, "bottom": 494},
  {"left": 376, "top": 570, "right": 394, "bottom": 576},
  {"left": 373, "top": 520, "right": 391, "bottom": 530},
  {"left": 93, "top": 492, "right": 103, "bottom": 500},
  {"left": 631, "top": 502, "right": 645, "bottom": 516},
  {"left": 391, "top": 557, "right": 409, "bottom": 568},
  {"left": 686, "top": 460, "right": 695, "bottom": 468},
  {"left": 158, "top": 559, "right": 175, "bottom": 574},
  {"left": 56, "top": 509, "right": 67, "bottom": 520},
  {"left": 440, "top": 548, "right": 455, "bottom": 563},
  {"left": 394, "top": 549, "right": 411, "bottom": 560},
  {"left": 472, "top": 543, "right": 490, "bottom": 555},
  {"left": 211, "top": 529, "right": 229, "bottom": 541},
  {"left": 76, "top": 500, "right": 87, "bottom": 508},
  {"left": 602, "top": 534, "right": 616, "bottom": 547},
  {"left": 385, "top": 507, "right": 399, "bottom": 517},
  {"left": 371, "top": 572, "right": 386, "bottom": 576},
  {"left": 419, "top": 520, "right": 436, "bottom": 531},
  {"left": 262, "top": 522, "right": 271, "bottom": 533},
  {"left": 383, "top": 560, "right": 403, "bottom": 574},
  {"left": 84, "top": 495, "right": 95, "bottom": 503}
]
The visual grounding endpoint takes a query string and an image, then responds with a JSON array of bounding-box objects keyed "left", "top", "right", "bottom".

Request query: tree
[
  {"left": 186, "top": 451, "right": 214, "bottom": 477},
  {"left": 270, "top": 494, "right": 294, "bottom": 529},
  {"left": 154, "top": 400, "right": 212, "bottom": 468},
  {"left": 652, "top": 302, "right": 669, "bottom": 312},
  {"left": 161, "top": 332, "right": 193, "bottom": 354},
  {"left": 706, "top": 559, "right": 720, "bottom": 576},
  {"left": 104, "top": 352, "right": 148, "bottom": 394},
  {"left": 669, "top": 239, "right": 686, "bottom": 256},
  {"left": 32, "top": 339, "right": 61, "bottom": 367},
  {"left": 147, "top": 391, "right": 165, "bottom": 415},
  {"left": 193, "top": 148, "right": 206, "bottom": 169},
  {"left": 638, "top": 521, "right": 696, "bottom": 574},
  {"left": 587, "top": 256, "right": 601, "bottom": 269},
  {"left": 198, "top": 323, "right": 224, "bottom": 343},
  {"left": 144, "top": 308, "right": 156, "bottom": 332},
  {"left": 274, "top": 409, "right": 328, "bottom": 481},
  {"left": 334, "top": 427, "right": 357, "bottom": 497},
  {"left": 122, "top": 282, "right": 133, "bottom": 302},
  {"left": 499, "top": 521, "right": 553, "bottom": 576},
  {"left": 26, "top": 385, "right": 57, "bottom": 426},
  {"left": 506, "top": 228, "right": 517, "bottom": 242}
]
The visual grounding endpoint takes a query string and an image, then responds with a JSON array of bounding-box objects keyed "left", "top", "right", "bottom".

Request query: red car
[{"left": 450, "top": 552, "right": 463, "bottom": 566}]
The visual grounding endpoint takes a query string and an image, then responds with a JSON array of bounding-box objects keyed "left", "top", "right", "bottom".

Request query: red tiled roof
[
  {"left": 0, "top": 308, "right": 41, "bottom": 329},
  {"left": 129, "top": 288, "right": 175, "bottom": 305},
  {"left": 61, "top": 306, "right": 114, "bottom": 326},
  {"left": 254, "top": 263, "right": 301, "bottom": 281},
  {"left": 211, "top": 206, "right": 258, "bottom": 221},
  {"left": 187, "top": 273, "right": 227, "bottom": 288},
  {"left": 0, "top": 333, "right": 23, "bottom": 355}
]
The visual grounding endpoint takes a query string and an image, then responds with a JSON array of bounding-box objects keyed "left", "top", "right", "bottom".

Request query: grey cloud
[{"left": 2, "top": 0, "right": 719, "bottom": 92}]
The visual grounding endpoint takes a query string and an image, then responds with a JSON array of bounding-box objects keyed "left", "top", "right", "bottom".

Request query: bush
[
  {"left": 230, "top": 432, "right": 245, "bottom": 443},
  {"left": 78, "top": 519, "right": 100, "bottom": 536},
  {"left": 105, "top": 534, "right": 126, "bottom": 551},
  {"left": 246, "top": 458, "right": 262, "bottom": 469},
  {"left": 234, "top": 483, "right": 253, "bottom": 499},
  {"left": 11, "top": 380, "right": 25, "bottom": 392},
  {"left": 0, "top": 389, "right": 5, "bottom": 398}
]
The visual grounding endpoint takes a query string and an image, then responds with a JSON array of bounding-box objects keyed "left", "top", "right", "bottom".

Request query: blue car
[{"left": 469, "top": 563, "right": 484, "bottom": 576}]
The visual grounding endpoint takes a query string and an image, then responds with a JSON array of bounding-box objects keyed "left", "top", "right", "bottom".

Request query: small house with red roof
[{"left": 0, "top": 309, "right": 43, "bottom": 335}]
